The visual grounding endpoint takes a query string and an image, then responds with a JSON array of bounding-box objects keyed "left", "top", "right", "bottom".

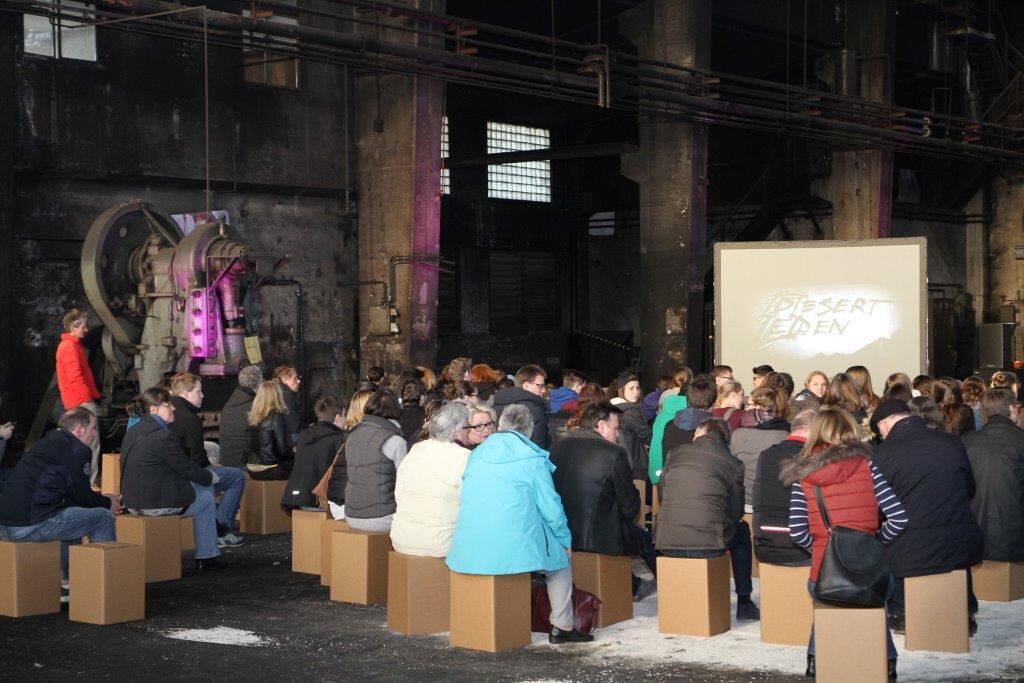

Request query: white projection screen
[{"left": 715, "top": 239, "right": 928, "bottom": 386}]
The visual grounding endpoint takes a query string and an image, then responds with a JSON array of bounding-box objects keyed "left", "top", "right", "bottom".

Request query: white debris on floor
[
  {"left": 160, "top": 626, "right": 272, "bottom": 647},
  {"left": 529, "top": 580, "right": 1024, "bottom": 682}
]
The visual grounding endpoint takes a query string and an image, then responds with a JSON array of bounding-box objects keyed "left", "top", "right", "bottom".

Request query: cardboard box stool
[
  {"left": 657, "top": 554, "right": 731, "bottom": 637},
  {"left": 387, "top": 552, "right": 451, "bottom": 634}
]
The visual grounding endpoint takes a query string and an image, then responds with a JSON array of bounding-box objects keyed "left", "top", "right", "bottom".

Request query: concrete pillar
[
  {"left": 988, "top": 176, "right": 1024, "bottom": 358},
  {"left": 356, "top": 2, "right": 444, "bottom": 373},
  {"left": 826, "top": 0, "right": 895, "bottom": 240},
  {"left": 620, "top": 0, "right": 710, "bottom": 385},
  {"left": 0, "top": 15, "right": 14, "bottom": 387}
]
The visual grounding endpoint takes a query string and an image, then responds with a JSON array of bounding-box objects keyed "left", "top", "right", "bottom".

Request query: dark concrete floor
[
  {"left": 4, "top": 535, "right": 1017, "bottom": 682},
  {"left": 0, "top": 535, "right": 805, "bottom": 682}
]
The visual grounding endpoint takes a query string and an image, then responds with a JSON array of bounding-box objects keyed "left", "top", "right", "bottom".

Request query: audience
[
  {"left": 710, "top": 380, "right": 745, "bottom": 431},
  {"left": 120, "top": 388, "right": 221, "bottom": 570},
  {"left": 273, "top": 365, "right": 303, "bottom": 444},
  {"left": 658, "top": 366, "right": 694, "bottom": 408},
  {"left": 792, "top": 370, "right": 828, "bottom": 411},
  {"left": 657, "top": 374, "right": 716, "bottom": 472},
  {"left": 610, "top": 372, "right": 652, "bottom": 482},
  {"left": 462, "top": 403, "right": 496, "bottom": 449},
  {"left": 549, "top": 368, "right": 587, "bottom": 414},
  {"left": 390, "top": 401, "right": 471, "bottom": 557},
  {"left": 282, "top": 396, "right": 346, "bottom": 511},
  {"left": 656, "top": 417, "right": 759, "bottom": 621},
  {"left": 446, "top": 404, "right": 593, "bottom": 644},
  {"left": 399, "top": 379, "right": 426, "bottom": 445},
  {"left": 344, "top": 389, "right": 406, "bottom": 533},
  {"left": 730, "top": 387, "right": 790, "bottom": 514},
  {"left": 219, "top": 366, "right": 264, "bottom": 467},
  {"left": 550, "top": 401, "right": 657, "bottom": 602},
  {"left": 326, "top": 389, "right": 372, "bottom": 521},
  {"left": 246, "top": 381, "right": 293, "bottom": 480},
  {"left": 493, "top": 365, "right": 551, "bottom": 448}
]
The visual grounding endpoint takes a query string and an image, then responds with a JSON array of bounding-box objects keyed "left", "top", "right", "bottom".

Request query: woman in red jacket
[
  {"left": 55, "top": 309, "right": 101, "bottom": 482},
  {"left": 781, "top": 408, "right": 908, "bottom": 680}
]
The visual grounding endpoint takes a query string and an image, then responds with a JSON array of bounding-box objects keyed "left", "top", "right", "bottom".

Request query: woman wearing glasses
[{"left": 463, "top": 404, "right": 497, "bottom": 449}]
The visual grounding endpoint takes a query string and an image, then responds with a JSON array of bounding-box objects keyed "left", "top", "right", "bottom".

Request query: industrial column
[
  {"left": 620, "top": 0, "right": 711, "bottom": 386},
  {"left": 0, "top": 15, "right": 15, "bottom": 390},
  {"left": 356, "top": 1, "right": 445, "bottom": 373}
]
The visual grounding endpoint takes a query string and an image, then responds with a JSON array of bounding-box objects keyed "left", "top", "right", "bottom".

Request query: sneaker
[
  {"left": 632, "top": 578, "right": 657, "bottom": 603},
  {"left": 549, "top": 626, "right": 594, "bottom": 645},
  {"left": 217, "top": 532, "right": 244, "bottom": 548},
  {"left": 60, "top": 585, "right": 70, "bottom": 604},
  {"left": 736, "top": 596, "right": 760, "bottom": 621}
]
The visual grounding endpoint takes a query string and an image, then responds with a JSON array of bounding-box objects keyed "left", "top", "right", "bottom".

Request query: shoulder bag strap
[{"left": 812, "top": 485, "right": 833, "bottom": 531}]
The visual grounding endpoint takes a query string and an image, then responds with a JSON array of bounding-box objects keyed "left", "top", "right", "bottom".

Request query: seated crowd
[{"left": 1, "top": 352, "right": 1022, "bottom": 677}]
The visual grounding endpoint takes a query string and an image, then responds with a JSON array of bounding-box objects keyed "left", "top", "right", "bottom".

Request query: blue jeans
[
  {"left": 661, "top": 519, "right": 753, "bottom": 597},
  {"left": 807, "top": 577, "right": 897, "bottom": 661},
  {"left": 208, "top": 466, "right": 245, "bottom": 531},
  {"left": 182, "top": 482, "right": 220, "bottom": 560},
  {"left": 0, "top": 506, "right": 115, "bottom": 580}
]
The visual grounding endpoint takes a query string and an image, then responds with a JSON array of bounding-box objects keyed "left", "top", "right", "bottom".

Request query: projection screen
[{"left": 714, "top": 238, "right": 928, "bottom": 385}]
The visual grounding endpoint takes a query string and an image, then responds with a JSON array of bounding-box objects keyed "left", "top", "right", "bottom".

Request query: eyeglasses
[
  {"left": 466, "top": 421, "right": 495, "bottom": 432},
  {"left": 525, "top": 380, "right": 545, "bottom": 388}
]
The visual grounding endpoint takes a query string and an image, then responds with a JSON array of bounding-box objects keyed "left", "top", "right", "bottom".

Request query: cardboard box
[
  {"left": 759, "top": 562, "right": 813, "bottom": 646},
  {"left": 657, "top": 554, "right": 731, "bottom": 637},
  {"left": 905, "top": 570, "right": 969, "bottom": 653},
  {"left": 329, "top": 529, "right": 391, "bottom": 605},
  {"left": 115, "top": 515, "right": 182, "bottom": 583},
  {"left": 572, "top": 551, "right": 633, "bottom": 627},
  {"left": 100, "top": 453, "right": 121, "bottom": 495},
  {"left": 972, "top": 560, "right": 1024, "bottom": 602},
  {"left": 449, "top": 571, "right": 531, "bottom": 652},
  {"left": 69, "top": 542, "right": 145, "bottom": 625},
  {"left": 320, "top": 518, "right": 350, "bottom": 586},
  {"left": 239, "top": 479, "right": 290, "bottom": 535},
  {"left": 180, "top": 516, "right": 194, "bottom": 553},
  {"left": 291, "top": 509, "right": 327, "bottom": 574},
  {"left": 813, "top": 602, "right": 888, "bottom": 682},
  {"left": 387, "top": 552, "right": 450, "bottom": 635},
  {"left": 0, "top": 541, "right": 61, "bottom": 617}
]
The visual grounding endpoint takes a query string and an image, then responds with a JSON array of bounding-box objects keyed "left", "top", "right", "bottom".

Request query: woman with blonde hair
[
  {"left": 245, "top": 381, "right": 292, "bottom": 480},
  {"left": 846, "top": 365, "right": 880, "bottom": 414},
  {"left": 710, "top": 379, "right": 745, "bottom": 430},
  {"left": 416, "top": 365, "right": 438, "bottom": 392},
  {"left": 821, "top": 373, "right": 868, "bottom": 423},
  {"left": 792, "top": 371, "right": 828, "bottom": 410},
  {"left": 325, "top": 389, "right": 374, "bottom": 520},
  {"left": 462, "top": 403, "right": 497, "bottom": 449},
  {"left": 730, "top": 387, "right": 791, "bottom": 513},
  {"left": 781, "top": 408, "right": 908, "bottom": 678}
]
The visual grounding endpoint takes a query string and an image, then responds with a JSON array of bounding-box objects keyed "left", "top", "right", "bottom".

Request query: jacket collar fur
[{"left": 780, "top": 440, "right": 871, "bottom": 486}]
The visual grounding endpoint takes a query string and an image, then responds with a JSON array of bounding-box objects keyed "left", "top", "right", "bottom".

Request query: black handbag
[{"left": 811, "top": 486, "right": 892, "bottom": 608}]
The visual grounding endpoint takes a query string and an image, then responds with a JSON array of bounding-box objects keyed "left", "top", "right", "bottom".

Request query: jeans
[
  {"left": 661, "top": 519, "right": 753, "bottom": 597},
  {"left": 208, "top": 466, "right": 245, "bottom": 531},
  {"left": 182, "top": 482, "right": 220, "bottom": 560},
  {"left": 888, "top": 569, "right": 978, "bottom": 617},
  {"left": 807, "top": 577, "right": 898, "bottom": 661},
  {"left": 540, "top": 565, "right": 574, "bottom": 631},
  {"left": 0, "top": 506, "right": 115, "bottom": 580}
]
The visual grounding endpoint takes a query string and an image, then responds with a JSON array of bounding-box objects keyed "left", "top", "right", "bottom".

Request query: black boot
[
  {"left": 887, "top": 658, "right": 897, "bottom": 681},
  {"left": 805, "top": 654, "right": 815, "bottom": 678},
  {"left": 194, "top": 557, "right": 223, "bottom": 571},
  {"left": 549, "top": 626, "right": 594, "bottom": 644},
  {"left": 736, "top": 596, "right": 760, "bottom": 621}
]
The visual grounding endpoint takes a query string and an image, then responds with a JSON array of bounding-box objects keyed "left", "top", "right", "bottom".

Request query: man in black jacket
[
  {"left": 493, "top": 365, "right": 551, "bottom": 448},
  {"left": 218, "top": 365, "right": 263, "bottom": 467},
  {"left": 169, "top": 373, "right": 245, "bottom": 548},
  {"left": 282, "top": 395, "right": 346, "bottom": 510},
  {"left": 752, "top": 409, "right": 813, "bottom": 566},
  {"left": 0, "top": 408, "right": 120, "bottom": 594},
  {"left": 550, "top": 401, "right": 657, "bottom": 601},
  {"left": 873, "top": 399, "right": 983, "bottom": 634},
  {"left": 963, "top": 388, "right": 1024, "bottom": 563}
]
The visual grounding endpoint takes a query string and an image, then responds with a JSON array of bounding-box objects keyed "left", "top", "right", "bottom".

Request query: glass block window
[
  {"left": 242, "top": 8, "right": 299, "bottom": 89},
  {"left": 441, "top": 115, "right": 450, "bottom": 195},
  {"left": 23, "top": 0, "right": 97, "bottom": 61},
  {"left": 487, "top": 122, "right": 551, "bottom": 202}
]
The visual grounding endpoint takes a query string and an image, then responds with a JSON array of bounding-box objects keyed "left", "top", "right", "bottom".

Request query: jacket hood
[
  {"left": 299, "top": 421, "right": 344, "bottom": 447},
  {"left": 673, "top": 407, "right": 713, "bottom": 431},
  {"left": 470, "top": 430, "right": 552, "bottom": 468},
  {"left": 549, "top": 387, "right": 578, "bottom": 403},
  {"left": 225, "top": 386, "right": 256, "bottom": 407},
  {"left": 493, "top": 387, "right": 546, "bottom": 409},
  {"left": 780, "top": 441, "right": 871, "bottom": 486}
]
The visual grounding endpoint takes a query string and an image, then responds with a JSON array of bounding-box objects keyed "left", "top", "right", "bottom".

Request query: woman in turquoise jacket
[{"left": 446, "top": 404, "right": 592, "bottom": 644}]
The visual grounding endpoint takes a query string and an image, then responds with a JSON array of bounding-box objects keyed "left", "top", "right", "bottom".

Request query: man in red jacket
[{"left": 55, "top": 309, "right": 101, "bottom": 483}]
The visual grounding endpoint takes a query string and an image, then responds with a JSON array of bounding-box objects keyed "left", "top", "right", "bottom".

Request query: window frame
[
  {"left": 486, "top": 121, "right": 552, "bottom": 203},
  {"left": 22, "top": 0, "right": 98, "bottom": 62},
  {"left": 241, "top": 4, "right": 301, "bottom": 90}
]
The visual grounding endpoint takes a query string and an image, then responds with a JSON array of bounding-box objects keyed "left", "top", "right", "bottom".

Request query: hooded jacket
[
  {"left": 446, "top": 430, "right": 571, "bottom": 574},
  {"left": 550, "top": 428, "right": 641, "bottom": 556},
  {"left": 731, "top": 417, "right": 790, "bottom": 509},
  {"left": 648, "top": 394, "right": 688, "bottom": 483},
  {"left": 611, "top": 399, "right": 652, "bottom": 481},
  {"left": 492, "top": 387, "right": 551, "bottom": 448},
  {"left": 655, "top": 435, "right": 744, "bottom": 552},
  {"left": 548, "top": 386, "right": 579, "bottom": 414},
  {"left": 282, "top": 421, "right": 345, "bottom": 509},
  {"left": 659, "top": 406, "right": 712, "bottom": 464},
  {"left": 120, "top": 415, "right": 213, "bottom": 510},
  {"left": 219, "top": 386, "right": 256, "bottom": 467},
  {"left": 962, "top": 414, "right": 1024, "bottom": 561},
  {"left": 872, "top": 415, "right": 983, "bottom": 577},
  {"left": 0, "top": 428, "right": 110, "bottom": 526}
]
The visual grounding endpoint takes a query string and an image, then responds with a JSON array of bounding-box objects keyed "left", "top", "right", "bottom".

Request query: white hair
[
  {"left": 427, "top": 401, "right": 470, "bottom": 442},
  {"left": 498, "top": 404, "right": 534, "bottom": 437}
]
